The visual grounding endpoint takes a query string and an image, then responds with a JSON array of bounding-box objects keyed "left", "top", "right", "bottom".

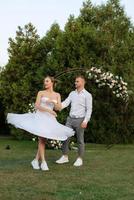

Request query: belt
[{"left": 69, "top": 115, "right": 84, "bottom": 119}]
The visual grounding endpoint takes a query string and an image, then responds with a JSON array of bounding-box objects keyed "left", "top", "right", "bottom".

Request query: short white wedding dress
[{"left": 7, "top": 96, "right": 74, "bottom": 141}]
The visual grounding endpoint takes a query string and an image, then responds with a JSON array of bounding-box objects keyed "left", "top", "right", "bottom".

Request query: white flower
[
  {"left": 116, "top": 94, "right": 120, "bottom": 97},
  {"left": 71, "top": 141, "right": 74, "bottom": 145},
  {"left": 47, "top": 51, "right": 52, "bottom": 56},
  {"left": 90, "top": 67, "right": 95, "bottom": 71},
  {"left": 32, "top": 137, "right": 36, "bottom": 142},
  {"left": 88, "top": 73, "right": 92, "bottom": 77},
  {"left": 122, "top": 86, "right": 127, "bottom": 90}
]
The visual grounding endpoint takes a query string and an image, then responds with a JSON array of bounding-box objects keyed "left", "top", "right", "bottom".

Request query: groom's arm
[
  {"left": 61, "top": 92, "right": 72, "bottom": 110},
  {"left": 81, "top": 93, "right": 92, "bottom": 128}
]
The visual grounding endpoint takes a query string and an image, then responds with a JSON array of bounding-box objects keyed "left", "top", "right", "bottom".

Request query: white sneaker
[
  {"left": 73, "top": 158, "right": 83, "bottom": 167},
  {"left": 31, "top": 159, "right": 40, "bottom": 170},
  {"left": 56, "top": 155, "right": 69, "bottom": 164},
  {"left": 41, "top": 161, "right": 49, "bottom": 171}
]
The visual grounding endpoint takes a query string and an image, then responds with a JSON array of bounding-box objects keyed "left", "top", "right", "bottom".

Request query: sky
[{"left": 0, "top": 0, "right": 134, "bottom": 66}]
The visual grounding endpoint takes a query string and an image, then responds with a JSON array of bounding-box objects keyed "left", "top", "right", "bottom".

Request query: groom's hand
[
  {"left": 81, "top": 121, "right": 87, "bottom": 129},
  {"left": 51, "top": 110, "right": 57, "bottom": 117}
]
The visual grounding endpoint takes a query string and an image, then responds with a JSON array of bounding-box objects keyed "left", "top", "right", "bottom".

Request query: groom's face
[{"left": 75, "top": 77, "right": 85, "bottom": 89}]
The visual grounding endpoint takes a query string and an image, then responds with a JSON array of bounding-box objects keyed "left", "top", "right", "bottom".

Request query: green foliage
[
  {"left": 0, "top": 1, "right": 134, "bottom": 143},
  {"left": 0, "top": 98, "right": 9, "bottom": 135},
  {"left": 79, "top": 0, "right": 134, "bottom": 88}
]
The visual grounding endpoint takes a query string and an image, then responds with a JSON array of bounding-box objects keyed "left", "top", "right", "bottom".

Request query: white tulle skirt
[{"left": 7, "top": 111, "right": 74, "bottom": 141}]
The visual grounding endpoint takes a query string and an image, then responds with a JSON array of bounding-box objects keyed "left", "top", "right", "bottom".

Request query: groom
[{"left": 56, "top": 75, "right": 92, "bottom": 166}]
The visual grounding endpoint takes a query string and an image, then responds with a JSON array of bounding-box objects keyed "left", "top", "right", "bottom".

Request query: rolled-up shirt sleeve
[
  {"left": 61, "top": 93, "right": 72, "bottom": 109},
  {"left": 83, "top": 93, "right": 92, "bottom": 123}
]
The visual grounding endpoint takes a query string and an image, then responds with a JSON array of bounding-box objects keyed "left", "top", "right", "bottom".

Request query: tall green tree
[
  {"left": 37, "top": 23, "right": 63, "bottom": 77},
  {"left": 79, "top": 0, "right": 134, "bottom": 88},
  {"left": 0, "top": 23, "right": 42, "bottom": 113}
]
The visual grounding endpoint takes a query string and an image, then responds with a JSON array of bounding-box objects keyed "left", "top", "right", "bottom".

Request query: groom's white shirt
[{"left": 62, "top": 89, "right": 92, "bottom": 123}]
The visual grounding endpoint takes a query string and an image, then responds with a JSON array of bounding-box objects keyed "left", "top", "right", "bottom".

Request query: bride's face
[{"left": 44, "top": 77, "right": 53, "bottom": 89}]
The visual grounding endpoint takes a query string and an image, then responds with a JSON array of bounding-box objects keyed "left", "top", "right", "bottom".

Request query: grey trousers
[{"left": 62, "top": 116, "right": 85, "bottom": 157}]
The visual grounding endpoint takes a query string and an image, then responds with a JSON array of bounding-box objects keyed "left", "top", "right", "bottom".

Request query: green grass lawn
[{"left": 0, "top": 138, "right": 134, "bottom": 200}]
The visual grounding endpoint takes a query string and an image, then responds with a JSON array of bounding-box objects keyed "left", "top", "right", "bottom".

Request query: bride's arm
[
  {"left": 53, "top": 93, "right": 62, "bottom": 111},
  {"left": 35, "top": 91, "right": 57, "bottom": 117}
]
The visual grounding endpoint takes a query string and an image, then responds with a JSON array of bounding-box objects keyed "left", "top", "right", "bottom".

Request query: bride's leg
[
  {"left": 38, "top": 137, "right": 49, "bottom": 171},
  {"left": 35, "top": 137, "right": 42, "bottom": 161},
  {"left": 38, "top": 137, "right": 46, "bottom": 162},
  {"left": 35, "top": 148, "right": 40, "bottom": 161},
  {"left": 31, "top": 137, "right": 42, "bottom": 169}
]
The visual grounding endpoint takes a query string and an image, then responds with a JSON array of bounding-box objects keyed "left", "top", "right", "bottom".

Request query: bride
[{"left": 7, "top": 76, "right": 74, "bottom": 171}]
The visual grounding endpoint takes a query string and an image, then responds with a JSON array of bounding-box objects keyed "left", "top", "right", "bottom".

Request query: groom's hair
[{"left": 75, "top": 75, "right": 86, "bottom": 82}]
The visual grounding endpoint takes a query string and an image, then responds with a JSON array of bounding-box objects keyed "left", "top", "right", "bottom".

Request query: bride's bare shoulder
[
  {"left": 54, "top": 92, "right": 60, "bottom": 97},
  {"left": 37, "top": 90, "right": 46, "bottom": 95}
]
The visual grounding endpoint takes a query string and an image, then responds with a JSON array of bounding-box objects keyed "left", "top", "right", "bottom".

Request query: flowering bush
[
  {"left": 47, "top": 140, "right": 77, "bottom": 150},
  {"left": 47, "top": 140, "right": 62, "bottom": 150},
  {"left": 28, "top": 103, "right": 36, "bottom": 113},
  {"left": 32, "top": 137, "right": 62, "bottom": 150},
  {"left": 86, "top": 67, "right": 129, "bottom": 102},
  {"left": 32, "top": 136, "right": 77, "bottom": 150}
]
